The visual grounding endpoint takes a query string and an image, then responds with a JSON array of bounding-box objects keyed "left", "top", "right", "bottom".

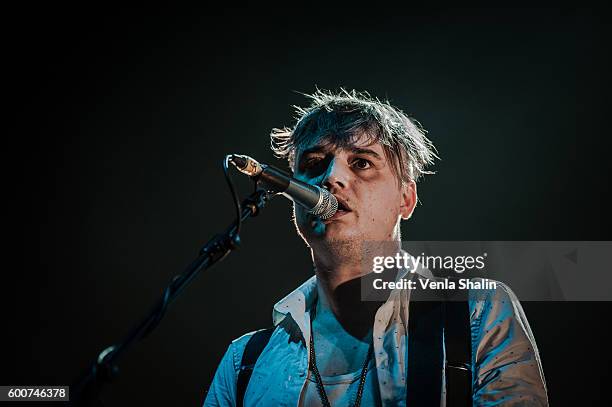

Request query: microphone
[{"left": 228, "top": 154, "right": 338, "bottom": 220}]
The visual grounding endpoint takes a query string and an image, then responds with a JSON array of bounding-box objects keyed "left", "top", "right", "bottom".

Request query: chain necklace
[{"left": 308, "top": 306, "right": 373, "bottom": 407}]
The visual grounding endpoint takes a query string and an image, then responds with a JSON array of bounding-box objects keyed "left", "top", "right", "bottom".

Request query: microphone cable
[
  {"left": 140, "top": 155, "right": 243, "bottom": 338},
  {"left": 223, "top": 154, "right": 243, "bottom": 236}
]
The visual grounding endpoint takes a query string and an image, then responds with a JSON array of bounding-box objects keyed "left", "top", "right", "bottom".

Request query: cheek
[{"left": 361, "top": 189, "right": 402, "bottom": 225}]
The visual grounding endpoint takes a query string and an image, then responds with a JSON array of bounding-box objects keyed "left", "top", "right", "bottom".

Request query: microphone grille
[{"left": 309, "top": 188, "right": 338, "bottom": 220}]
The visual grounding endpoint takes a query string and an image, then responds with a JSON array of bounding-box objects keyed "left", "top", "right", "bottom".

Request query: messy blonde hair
[{"left": 270, "top": 89, "right": 438, "bottom": 183}]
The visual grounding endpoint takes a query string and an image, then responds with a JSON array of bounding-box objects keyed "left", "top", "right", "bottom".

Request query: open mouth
[
  {"left": 337, "top": 202, "right": 349, "bottom": 213},
  {"left": 334, "top": 197, "right": 352, "bottom": 215}
]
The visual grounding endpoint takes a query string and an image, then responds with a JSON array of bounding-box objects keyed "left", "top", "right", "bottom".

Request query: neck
[{"left": 311, "top": 240, "right": 400, "bottom": 338}]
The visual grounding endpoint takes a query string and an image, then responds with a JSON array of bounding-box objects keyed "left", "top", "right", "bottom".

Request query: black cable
[
  {"left": 138, "top": 157, "right": 242, "bottom": 341},
  {"left": 223, "top": 155, "right": 242, "bottom": 236}
]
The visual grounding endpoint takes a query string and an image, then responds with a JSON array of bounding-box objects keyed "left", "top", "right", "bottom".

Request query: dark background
[{"left": 5, "top": 6, "right": 611, "bottom": 406}]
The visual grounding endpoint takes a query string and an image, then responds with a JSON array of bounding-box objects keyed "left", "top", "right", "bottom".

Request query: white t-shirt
[{"left": 301, "top": 358, "right": 381, "bottom": 407}]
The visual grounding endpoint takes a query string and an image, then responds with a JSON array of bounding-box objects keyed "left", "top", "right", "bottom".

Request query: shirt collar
[
  {"left": 272, "top": 274, "right": 316, "bottom": 337},
  {"left": 272, "top": 250, "right": 434, "bottom": 329}
]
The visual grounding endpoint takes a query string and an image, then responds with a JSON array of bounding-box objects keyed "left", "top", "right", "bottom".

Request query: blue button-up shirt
[{"left": 204, "top": 272, "right": 548, "bottom": 406}]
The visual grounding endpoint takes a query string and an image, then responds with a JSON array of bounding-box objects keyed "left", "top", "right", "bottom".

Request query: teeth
[{"left": 336, "top": 199, "right": 349, "bottom": 212}]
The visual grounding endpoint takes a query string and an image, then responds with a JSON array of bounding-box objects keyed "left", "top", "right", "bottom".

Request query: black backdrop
[{"left": 4, "top": 6, "right": 612, "bottom": 406}]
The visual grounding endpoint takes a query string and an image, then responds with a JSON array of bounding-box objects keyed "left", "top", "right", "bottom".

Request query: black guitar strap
[
  {"left": 236, "top": 328, "right": 274, "bottom": 407},
  {"left": 444, "top": 298, "right": 472, "bottom": 406},
  {"left": 406, "top": 299, "right": 445, "bottom": 406},
  {"left": 407, "top": 278, "right": 472, "bottom": 406}
]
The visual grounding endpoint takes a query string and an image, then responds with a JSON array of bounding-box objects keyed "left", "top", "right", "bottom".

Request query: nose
[{"left": 321, "top": 157, "right": 350, "bottom": 192}]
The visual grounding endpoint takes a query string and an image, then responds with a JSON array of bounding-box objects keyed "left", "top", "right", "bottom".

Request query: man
[{"left": 204, "top": 89, "right": 548, "bottom": 406}]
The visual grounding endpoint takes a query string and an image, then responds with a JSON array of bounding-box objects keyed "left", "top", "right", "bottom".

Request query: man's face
[{"left": 292, "top": 131, "right": 417, "bottom": 250}]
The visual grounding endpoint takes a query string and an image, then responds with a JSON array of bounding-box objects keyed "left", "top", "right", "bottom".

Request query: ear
[{"left": 399, "top": 180, "right": 417, "bottom": 220}]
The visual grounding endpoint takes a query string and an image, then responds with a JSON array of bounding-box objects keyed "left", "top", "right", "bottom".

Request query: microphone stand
[{"left": 71, "top": 187, "right": 270, "bottom": 405}]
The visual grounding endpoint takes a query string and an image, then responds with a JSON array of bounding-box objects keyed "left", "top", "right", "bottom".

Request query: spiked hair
[{"left": 270, "top": 89, "right": 438, "bottom": 184}]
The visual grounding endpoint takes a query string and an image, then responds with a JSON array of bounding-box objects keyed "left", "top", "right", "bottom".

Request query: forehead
[{"left": 295, "top": 130, "right": 385, "bottom": 158}]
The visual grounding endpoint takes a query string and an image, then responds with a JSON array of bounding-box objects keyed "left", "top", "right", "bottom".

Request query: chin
[{"left": 311, "top": 224, "right": 364, "bottom": 246}]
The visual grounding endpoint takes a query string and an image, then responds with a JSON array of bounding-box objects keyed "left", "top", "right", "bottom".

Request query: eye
[
  {"left": 352, "top": 158, "right": 372, "bottom": 170},
  {"left": 301, "top": 156, "right": 324, "bottom": 171},
  {"left": 303, "top": 157, "right": 322, "bottom": 167},
  {"left": 299, "top": 155, "right": 329, "bottom": 176}
]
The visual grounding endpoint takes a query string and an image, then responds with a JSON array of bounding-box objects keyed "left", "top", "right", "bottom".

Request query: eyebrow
[
  {"left": 299, "top": 146, "right": 383, "bottom": 160},
  {"left": 348, "top": 146, "right": 383, "bottom": 160},
  {"left": 300, "top": 146, "right": 326, "bottom": 158}
]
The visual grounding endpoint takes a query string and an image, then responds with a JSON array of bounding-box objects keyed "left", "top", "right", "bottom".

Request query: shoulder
[
  {"left": 467, "top": 278, "right": 541, "bottom": 363},
  {"left": 203, "top": 328, "right": 274, "bottom": 406},
  {"left": 211, "top": 328, "right": 275, "bottom": 383},
  {"left": 468, "top": 278, "right": 522, "bottom": 323},
  {"left": 465, "top": 281, "right": 549, "bottom": 404},
  {"left": 227, "top": 328, "right": 273, "bottom": 371}
]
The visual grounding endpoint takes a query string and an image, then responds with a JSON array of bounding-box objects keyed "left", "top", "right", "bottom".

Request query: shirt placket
[{"left": 373, "top": 296, "right": 398, "bottom": 405}]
